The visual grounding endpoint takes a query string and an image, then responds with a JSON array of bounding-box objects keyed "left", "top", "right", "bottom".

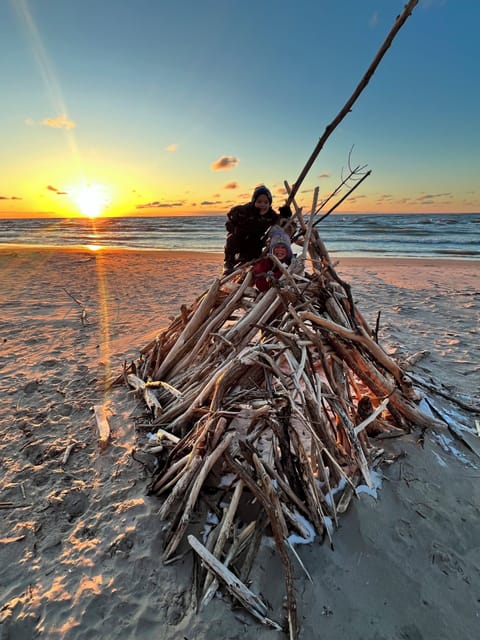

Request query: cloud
[
  {"left": 47, "top": 185, "right": 67, "bottom": 195},
  {"left": 136, "top": 201, "right": 184, "bottom": 209},
  {"left": 211, "top": 156, "right": 239, "bottom": 171},
  {"left": 201, "top": 200, "right": 223, "bottom": 206},
  {"left": 25, "top": 118, "right": 35, "bottom": 126},
  {"left": 416, "top": 193, "right": 451, "bottom": 202},
  {"left": 42, "top": 113, "right": 76, "bottom": 130},
  {"left": 224, "top": 181, "right": 239, "bottom": 190},
  {"left": 165, "top": 144, "right": 178, "bottom": 152},
  {"left": 319, "top": 172, "right": 330, "bottom": 179},
  {"left": 0, "top": 195, "right": 23, "bottom": 200}
]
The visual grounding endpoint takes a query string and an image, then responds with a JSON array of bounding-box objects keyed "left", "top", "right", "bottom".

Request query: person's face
[
  {"left": 273, "top": 245, "right": 288, "bottom": 261},
  {"left": 254, "top": 195, "right": 270, "bottom": 215}
]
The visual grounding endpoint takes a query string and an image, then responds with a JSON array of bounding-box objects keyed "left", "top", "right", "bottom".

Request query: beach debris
[
  {"left": 127, "top": 373, "right": 163, "bottom": 417},
  {"left": 63, "top": 287, "right": 88, "bottom": 326},
  {"left": 93, "top": 403, "right": 111, "bottom": 450},
  {"left": 61, "top": 442, "right": 75, "bottom": 465}
]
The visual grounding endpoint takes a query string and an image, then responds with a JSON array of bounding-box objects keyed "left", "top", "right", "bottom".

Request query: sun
[{"left": 71, "top": 184, "right": 110, "bottom": 218}]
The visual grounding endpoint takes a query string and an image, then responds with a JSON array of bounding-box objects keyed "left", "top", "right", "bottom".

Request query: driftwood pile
[{"left": 120, "top": 208, "right": 437, "bottom": 638}]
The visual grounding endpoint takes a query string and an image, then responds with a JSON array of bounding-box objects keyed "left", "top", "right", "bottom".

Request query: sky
[{"left": 1, "top": 0, "right": 479, "bottom": 218}]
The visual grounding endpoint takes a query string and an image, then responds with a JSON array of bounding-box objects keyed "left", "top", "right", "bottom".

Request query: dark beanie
[{"left": 251, "top": 185, "right": 272, "bottom": 205}]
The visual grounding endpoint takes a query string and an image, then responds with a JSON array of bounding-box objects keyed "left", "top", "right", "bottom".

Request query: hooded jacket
[{"left": 225, "top": 202, "right": 280, "bottom": 237}]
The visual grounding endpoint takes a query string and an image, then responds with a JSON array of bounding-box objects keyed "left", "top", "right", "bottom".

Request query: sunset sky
[{"left": 1, "top": 0, "right": 478, "bottom": 218}]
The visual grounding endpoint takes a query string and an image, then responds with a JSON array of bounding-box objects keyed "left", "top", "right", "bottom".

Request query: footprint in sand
[{"left": 430, "top": 541, "right": 470, "bottom": 583}]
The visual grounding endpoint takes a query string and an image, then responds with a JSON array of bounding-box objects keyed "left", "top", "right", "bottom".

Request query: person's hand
[{"left": 278, "top": 204, "right": 292, "bottom": 218}]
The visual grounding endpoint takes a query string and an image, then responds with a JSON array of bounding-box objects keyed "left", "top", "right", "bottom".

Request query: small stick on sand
[{"left": 93, "top": 404, "right": 111, "bottom": 450}]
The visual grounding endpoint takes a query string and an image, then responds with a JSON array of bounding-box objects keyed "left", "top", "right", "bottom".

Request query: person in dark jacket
[{"left": 223, "top": 185, "right": 292, "bottom": 274}]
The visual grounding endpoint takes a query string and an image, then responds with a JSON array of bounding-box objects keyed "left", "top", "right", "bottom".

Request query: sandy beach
[{"left": 1, "top": 246, "right": 479, "bottom": 640}]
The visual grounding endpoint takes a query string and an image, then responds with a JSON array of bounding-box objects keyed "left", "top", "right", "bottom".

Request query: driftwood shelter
[
  {"left": 113, "top": 2, "right": 452, "bottom": 638},
  {"left": 119, "top": 197, "right": 439, "bottom": 637}
]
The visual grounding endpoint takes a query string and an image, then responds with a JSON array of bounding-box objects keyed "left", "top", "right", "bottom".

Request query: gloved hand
[{"left": 278, "top": 204, "right": 292, "bottom": 219}]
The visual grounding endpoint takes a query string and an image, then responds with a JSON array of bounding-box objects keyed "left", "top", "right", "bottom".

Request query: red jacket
[{"left": 252, "top": 257, "right": 282, "bottom": 292}]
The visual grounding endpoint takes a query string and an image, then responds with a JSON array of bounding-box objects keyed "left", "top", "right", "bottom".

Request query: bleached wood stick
[
  {"left": 288, "top": 427, "right": 332, "bottom": 541},
  {"left": 158, "top": 455, "right": 203, "bottom": 520},
  {"left": 224, "top": 287, "right": 278, "bottom": 343},
  {"left": 202, "top": 520, "right": 258, "bottom": 608},
  {"left": 155, "top": 428, "right": 180, "bottom": 444},
  {"left": 93, "top": 404, "right": 110, "bottom": 450},
  {"left": 202, "top": 479, "right": 244, "bottom": 600},
  {"left": 169, "top": 272, "right": 254, "bottom": 377},
  {"left": 299, "top": 310, "right": 404, "bottom": 383},
  {"left": 336, "top": 474, "right": 361, "bottom": 514},
  {"left": 302, "top": 186, "right": 319, "bottom": 260},
  {"left": 167, "top": 341, "right": 273, "bottom": 433},
  {"left": 251, "top": 453, "right": 298, "bottom": 640},
  {"left": 188, "top": 535, "right": 282, "bottom": 630},
  {"left": 354, "top": 397, "right": 390, "bottom": 435},
  {"left": 163, "top": 432, "right": 235, "bottom": 559},
  {"left": 146, "top": 379, "right": 184, "bottom": 400},
  {"left": 155, "top": 278, "right": 222, "bottom": 379},
  {"left": 284, "top": 180, "right": 307, "bottom": 232},
  {"left": 62, "top": 443, "right": 75, "bottom": 465},
  {"left": 127, "top": 373, "right": 163, "bottom": 417},
  {"left": 150, "top": 455, "right": 189, "bottom": 496}
]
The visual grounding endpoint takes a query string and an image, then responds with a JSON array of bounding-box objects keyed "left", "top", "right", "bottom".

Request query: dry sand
[{"left": 0, "top": 247, "right": 479, "bottom": 640}]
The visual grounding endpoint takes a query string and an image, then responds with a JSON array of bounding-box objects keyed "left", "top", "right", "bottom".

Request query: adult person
[{"left": 223, "top": 185, "right": 292, "bottom": 275}]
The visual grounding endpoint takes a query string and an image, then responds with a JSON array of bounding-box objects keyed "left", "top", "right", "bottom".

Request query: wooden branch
[
  {"left": 93, "top": 404, "right": 110, "bottom": 450},
  {"left": 163, "top": 433, "right": 235, "bottom": 559},
  {"left": 127, "top": 373, "right": 163, "bottom": 417},
  {"left": 155, "top": 279, "right": 222, "bottom": 379},
  {"left": 202, "top": 479, "right": 244, "bottom": 601},
  {"left": 251, "top": 453, "right": 298, "bottom": 640},
  {"left": 188, "top": 535, "right": 282, "bottom": 631}
]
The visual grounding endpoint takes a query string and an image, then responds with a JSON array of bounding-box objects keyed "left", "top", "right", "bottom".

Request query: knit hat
[
  {"left": 251, "top": 185, "right": 272, "bottom": 205},
  {"left": 269, "top": 225, "right": 293, "bottom": 262}
]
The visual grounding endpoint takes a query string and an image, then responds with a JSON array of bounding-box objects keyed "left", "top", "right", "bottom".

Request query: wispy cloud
[
  {"left": 47, "top": 185, "right": 67, "bottom": 195},
  {"left": 416, "top": 192, "right": 452, "bottom": 204},
  {"left": 369, "top": 11, "right": 379, "bottom": 29},
  {"left": 136, "top": 201, "right": 184, "bottom": 209},
  {"left": 0, "top": 195, "right": 23, "bottom": 200},
  {"left": 42, "top": 113, "right": 76, "bottom": 130},
  {"left": 319, "top": 172, "right": 330, "bottom": 179},
  {"left": 211, "top": 156, "right": 239, "bottom": 171},
  {"left": 201, "top": 200, "right": 223, "bottom": 206},
  {"left": 224, "top": 181, "right": 239, "bottom": 190},
  {"left": 165, "top": 143, "right": 178, "bottom": 152}
]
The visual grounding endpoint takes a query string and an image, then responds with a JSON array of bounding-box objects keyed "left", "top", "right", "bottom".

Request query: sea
[{"left": 0, "top": 213, "right": 479, "bottom": 260}]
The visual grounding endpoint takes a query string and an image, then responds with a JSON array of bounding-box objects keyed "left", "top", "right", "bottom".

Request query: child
[
  {"left": 223, "top": 185, "right": 291, "bottom": 275},
  {"left": 252, "top": 225, "right": 293, "bottom": 292}
]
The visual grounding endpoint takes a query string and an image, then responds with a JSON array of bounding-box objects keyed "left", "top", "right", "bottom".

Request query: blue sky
[{"left": 1, "top": 0, "right": 479, "bottom": 217}]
